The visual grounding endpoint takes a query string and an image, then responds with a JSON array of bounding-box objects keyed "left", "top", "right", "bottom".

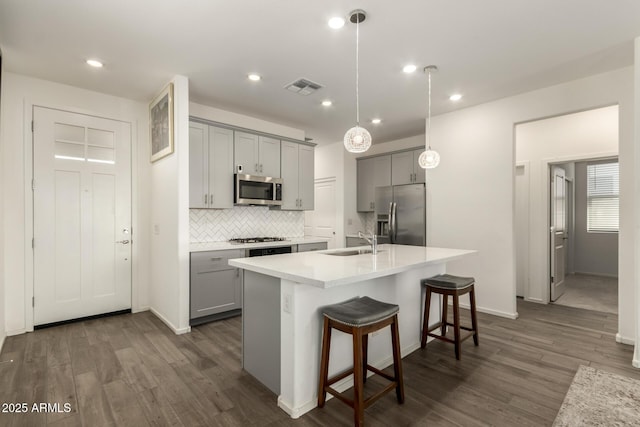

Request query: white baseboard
[
  {"left": 524, "top": 297, "right": 546, "bottom": 304},
  {"left": 6, "top": 328, "right": 26, "bottom": 337},
  {"left": 132, "top": 306, "right": 150, "bottom": 314},
  {"left": 0, "top": 334, "right": 5, "bottom": 355},
  {"left": 149, "top": 308, "right": 191, "bottom": 335},
  {"left": 457, "top": 303, "right": 519, "bottom": 320},
  {"left": 277, "top": 340, "right": 422, "bottom": 418},
  {"left": 615, "top": 333, "right": 635, "bottom": 346}
]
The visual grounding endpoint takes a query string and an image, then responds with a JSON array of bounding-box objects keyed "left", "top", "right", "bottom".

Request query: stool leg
[
  {"left": 441, "top": 293, "right": 448, "bottom": 336},
  {"left": 470, "top": 285, "right": 479, "bottom": 346},
  {"left": 421, "top": 287, "right": 431, "bottom": 348},
  {"left": 362, "top": 334, "right": 369, "bottom": 384},
  {"left": 453, "top": 293, "right": 461, "bottom": 360},
  {"left": 317, "top": 317, "right": 331, "bottom": 407},
  {"left": 352, "top": 327, "right": 365, "bottom": 427},
  {"left": 390, "top": 315, "right": 405, "bottom": 404}
]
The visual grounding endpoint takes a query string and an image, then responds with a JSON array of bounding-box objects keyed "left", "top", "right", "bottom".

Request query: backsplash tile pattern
[
  {"left": 358, "top": 212, "right": 376, "bottom": 234},
  {"left": 190, "top": 207, "right": 305, "bottom": 242}
]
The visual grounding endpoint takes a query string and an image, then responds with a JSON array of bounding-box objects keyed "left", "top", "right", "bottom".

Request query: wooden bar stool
[
  {"left": 317, "top": 296, "right": 405, "bottom": 427},
  {"left": 420, "top": 274, "right": 479, "bottom": 360}
]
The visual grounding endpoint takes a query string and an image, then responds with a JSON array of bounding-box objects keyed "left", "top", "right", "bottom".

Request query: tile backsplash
[{"left": 190, "top": 207, "right": 305, "bottom": 242}]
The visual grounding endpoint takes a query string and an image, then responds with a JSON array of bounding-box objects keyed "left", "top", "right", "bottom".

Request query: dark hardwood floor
[{"left": 0, "top": 300, "right": 638, "bottom": 426}]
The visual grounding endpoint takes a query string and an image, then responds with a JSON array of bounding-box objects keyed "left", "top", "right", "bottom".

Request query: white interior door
[
  {"left": 550, "top": 165, "right": 567, "bottom": 302},
  {"left": 305, "top": 179, "right": 336, "bottom": 248},
  {"left": 515, "top": 164, "right": 529, "bottom": 298},
  {"left": 33, "top": 106, "right": 132, "bottom": 325}
]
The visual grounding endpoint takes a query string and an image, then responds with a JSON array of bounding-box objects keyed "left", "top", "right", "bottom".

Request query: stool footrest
[
  {"left": 324, "top": 381, "right": 400, "bottom": 411},
  {"left": 327, "top": 368, "right": 353, "bottom": 387},
  {"left": 427, "top": 330, "right": 476, "bottom": 344}
]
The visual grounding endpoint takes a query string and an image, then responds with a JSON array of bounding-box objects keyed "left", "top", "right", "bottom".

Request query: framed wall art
[{"left": 149, "top": 82, "right": 174, "bottom": 162}]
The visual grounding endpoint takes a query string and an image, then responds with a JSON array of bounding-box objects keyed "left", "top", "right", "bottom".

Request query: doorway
[
  {"left": 33, "top": 106, "right": 132, "bottom": 326},
  {"left": 305, "top": 178, "right": 337, "bottom": 248}
]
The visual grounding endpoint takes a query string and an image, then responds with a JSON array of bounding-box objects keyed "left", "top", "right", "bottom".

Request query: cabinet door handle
[
  {"left": 236, "top": 268, "right": 240, "bottom": 277},
  {"left": 210, "top": 194, "right": 214, "bottom": 205},
  {"left": 204, "top": 194, "right": 208, "bottom": 205},
  {"left": 255, "top": 163, "right": 258, "bottom": 172},
  {"left": 260, "top": 164, "right": 263, "bottom": 173}
]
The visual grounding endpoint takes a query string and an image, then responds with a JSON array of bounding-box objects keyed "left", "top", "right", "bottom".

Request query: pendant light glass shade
[
  {"left": 343, "top": 10, "right": 371, "bottom": 153},
  {"left": 420, "top": 65, "right": 439, "bottom": 169},
  {"left": 344, "top": 126, "right": 372, "bottom": 153},
  {"left": 418, "top": 148, "right": 440, "bottom": 168}
]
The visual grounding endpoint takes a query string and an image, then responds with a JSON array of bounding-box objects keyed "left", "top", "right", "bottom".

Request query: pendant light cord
[
  {"left": 427, "top": 68, "right": 432, "bottom": 150},
  {"left": 355, "top": 15, "right": 360, "bottom": 127}
]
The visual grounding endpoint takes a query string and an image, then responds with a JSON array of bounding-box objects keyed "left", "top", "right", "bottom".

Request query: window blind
[{"left": 587, "top": 162, "right": 619, "bottom": 232}]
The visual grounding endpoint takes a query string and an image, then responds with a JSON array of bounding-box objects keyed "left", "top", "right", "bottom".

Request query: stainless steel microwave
[{"left": 234, "top": 174, "right": 283, "bottom": 206}]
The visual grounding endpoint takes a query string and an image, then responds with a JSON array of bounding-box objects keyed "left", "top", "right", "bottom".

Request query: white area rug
[{"left": 553, "top": 365, "right": 640, "bottom": 426}]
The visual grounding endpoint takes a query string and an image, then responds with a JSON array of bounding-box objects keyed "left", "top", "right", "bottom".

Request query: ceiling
[{"left": 1, "top": 1, "right": 639, "bottom": 145}]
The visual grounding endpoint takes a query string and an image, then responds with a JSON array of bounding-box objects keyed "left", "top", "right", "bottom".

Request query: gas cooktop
[{"left": 229, "top": 237, "right": 288, "bottom": 244}]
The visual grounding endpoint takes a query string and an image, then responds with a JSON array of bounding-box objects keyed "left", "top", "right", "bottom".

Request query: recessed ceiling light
[
  {"left": 86, "top": 59, "right": 103, "bottom": 68},
  {"left": 248, "top": 73, "right": 261, "bottom": 81},
  {"left": 402, "top": 64, "right": 417, "bottom": 73},
  {"left": 371, "top": 118, "right": 381, "bottom": 124},
  {"left": 328, "top": 17, "right": 345, "bottom": 29},
  {"left": 321, "top": 100, "right": 333, "bottom": 107},
  {"left": 449, "top": 93, "right": 463, "bottom": 101}
]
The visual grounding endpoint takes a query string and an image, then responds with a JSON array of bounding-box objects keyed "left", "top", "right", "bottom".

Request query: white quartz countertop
[
  {"left": 189, "top": 237, "right": 330, "bottom": 252},
  {"left": 228, "top": 244, "right": 477, "bottom": 288}
]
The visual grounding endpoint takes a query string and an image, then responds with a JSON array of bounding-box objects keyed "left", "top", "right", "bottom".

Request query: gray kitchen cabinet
[
  {"left": 391, "top": 149, "right": 425, "bottom": 185},
  {"left": 280, "top": 141, "right": 314, "bottom": 210},
  {"left": 190, "top": 249, "right": 244, "bottom": 322},
  {"left": 189, "top": 122, "right": 234, "bottom": 209},
  {"left": 234, "top": 131, "right": 281, "bottom": 177},
  {"left": 346, "top": 236, "right": 369, "bottom": 247},
  {"left": 297, "top": 241, "right": 327, "bottom": 252},
  {"left": 357, "top": 155, "right": 391, "bottom": 212}
]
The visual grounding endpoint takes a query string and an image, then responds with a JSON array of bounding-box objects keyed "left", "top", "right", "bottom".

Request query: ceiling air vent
[{"left": 284, "top": 78, "right": 323, "bottom": 96}]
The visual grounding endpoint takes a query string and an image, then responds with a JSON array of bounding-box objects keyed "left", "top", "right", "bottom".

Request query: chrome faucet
[{"left": 358, "top": 231, "right": 378, "bottom": 255}]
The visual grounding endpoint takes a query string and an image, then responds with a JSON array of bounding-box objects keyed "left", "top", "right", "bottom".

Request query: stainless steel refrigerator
[{"left": 375, "top": 184, "right": 425, "bottom": 246}]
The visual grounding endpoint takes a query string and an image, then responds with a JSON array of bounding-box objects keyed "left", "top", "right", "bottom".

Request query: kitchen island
[{"left": 229, "top": 244, "right": 476, "bottom": 418}]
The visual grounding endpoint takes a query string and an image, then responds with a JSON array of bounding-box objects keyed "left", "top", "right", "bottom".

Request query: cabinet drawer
[
  {"left": 191, "top": 249, "right": 244, "bottom": 272},
  {"left": 297, "top": 242, "right": 328, "bottom": 252}
]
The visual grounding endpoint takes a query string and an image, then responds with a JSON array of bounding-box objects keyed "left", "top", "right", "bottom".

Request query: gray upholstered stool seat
[
  {"left": 422, "top": 274, "right": 475, "bottom": 290},
  {"left": 321, "top": 296, "right": 399, "bottom": 326},
  {"left": 318, "top": 296, "right": 404, "bottom": 426},
  {"left": 421, "top": 274, "right": 479, "bottom": 360}
]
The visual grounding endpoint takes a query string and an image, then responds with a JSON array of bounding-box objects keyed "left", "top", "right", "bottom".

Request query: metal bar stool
[
  {"left": 421, "top": 274, "right": 479, "bottom": 360},
  {"left": 317, "top": 296, "right": 405, "bottom": 427}
]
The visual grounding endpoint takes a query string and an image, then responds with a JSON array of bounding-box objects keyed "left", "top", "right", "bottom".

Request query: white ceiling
[{"left": 1, "top": 0, "right": 639, "bottom": 144}]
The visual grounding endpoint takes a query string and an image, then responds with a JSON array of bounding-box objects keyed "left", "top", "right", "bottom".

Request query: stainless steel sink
[{"left": 322, "top": 249, "right": 381, "bottom": 256}]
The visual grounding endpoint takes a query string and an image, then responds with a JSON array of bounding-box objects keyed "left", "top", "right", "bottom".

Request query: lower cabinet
[
  {"left": 296, "top": 241, "right": 328, "bottom": 252},
  {"left": 346, "top": 236, "right": 369, "bottom": 247},
  {"left": 190, "top": 249, "right": 244, "bottom": 324}
]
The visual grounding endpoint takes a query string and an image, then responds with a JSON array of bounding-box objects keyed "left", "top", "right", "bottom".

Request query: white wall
[
  {"left": 429, "top": 68, "right": 634, "bottom": 334},
  {"left": 148, "top": 76, "right": 191, "bottom": 334},
  {"left": 0, "top": 72, "right": 150, "bottom": 334},
  {"left": 516, "top": 106, "right": 619, "bottom": 291},
  {"left": 0, "top": 53, "right": 6, "bottom": 351},
  {"left": 314, "top": 141, "right": 345, "bottom": 247},
  {"left": 574, "top": 160, "right": 619, "bottom": 276}
]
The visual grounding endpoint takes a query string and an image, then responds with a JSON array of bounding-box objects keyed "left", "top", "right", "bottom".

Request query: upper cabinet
[
  {"left": 357, "top": 155, "right": 391, "bottom": 212},
  {"left": 391, "top": 148, "right": 426, "bottom": 185},
  {"left": 280, "top": 141, "right": 314, "bottom": 210},
  {"left": 189, "top": 122, "right": 234, "bottom": 209},
  {"left": 234, "top": 131, "right": 281, "bottom": 177}
]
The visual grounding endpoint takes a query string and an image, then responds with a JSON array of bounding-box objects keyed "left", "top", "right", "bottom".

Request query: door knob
[{"left": 116, "top": 240, "right": 130, "bottom": 244}]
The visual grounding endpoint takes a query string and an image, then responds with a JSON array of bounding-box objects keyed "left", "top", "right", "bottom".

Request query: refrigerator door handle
[{"left": 390, "top": 202, "right": 397, "bottom": 243}]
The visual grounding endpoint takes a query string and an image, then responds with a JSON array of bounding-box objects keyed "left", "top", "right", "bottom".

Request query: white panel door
[
  {"left": 550, "top": 165, "right": 567, "bottom": 302},
  {"left": 306, "top": 179, "right": 336, "bottom": 248},
  {"left": 515, "top": 164, "right": 529, "bottom": 297},
  {"left": 33, "top": 106, "right": 132, "bottom": 325}
]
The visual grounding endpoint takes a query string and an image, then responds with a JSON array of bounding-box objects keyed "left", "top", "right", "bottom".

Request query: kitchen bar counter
[
  {"left": 229, "top": 245, "right": 475, "bottom": 288},
  {"left": 231, "top": 244, "right": 476, "bottom": 419}
]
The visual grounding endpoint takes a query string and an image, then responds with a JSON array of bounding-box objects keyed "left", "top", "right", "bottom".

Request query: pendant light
[
  {"left": 343, "top": 9, "right": 372, "bottom": 153},
  {"left": 419, "top": 65, "right": 440, "bottom": 169}
]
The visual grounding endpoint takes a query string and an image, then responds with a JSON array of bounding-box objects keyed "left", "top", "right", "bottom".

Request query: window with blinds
[{"left": 587, "top": 161, "right": 619, "bottom": 232}]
